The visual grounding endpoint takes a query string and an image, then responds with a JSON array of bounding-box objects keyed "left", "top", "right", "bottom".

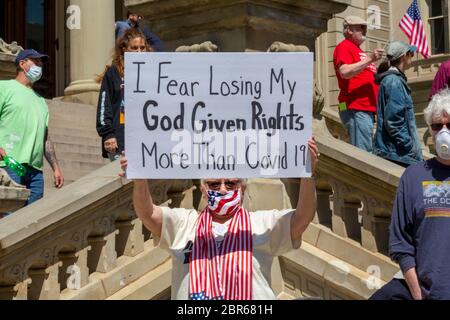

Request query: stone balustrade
[
  {"left": 0, "top": 162, "right": 191, "bottom": 300},
  {"left": 283, "top": 131, "right": 404, "bottom": 255},
  {"left": 0, "top": 130, "right": 404, "bottom": 300},
  {"left": 0, "top": 114, "right": 408, "bottom": 300}
]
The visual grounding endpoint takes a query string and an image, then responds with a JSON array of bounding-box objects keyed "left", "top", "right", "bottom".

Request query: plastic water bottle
[{"left": 3, "top": 156, "right": 26, "bottom": 177}]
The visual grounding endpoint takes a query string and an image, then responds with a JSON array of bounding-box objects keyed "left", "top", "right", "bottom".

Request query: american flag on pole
[{"left": 399, "top": 0, "right": 431, "bottom": 59}]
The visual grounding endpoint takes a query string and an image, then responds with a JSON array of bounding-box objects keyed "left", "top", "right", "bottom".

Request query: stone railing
[
  {"left": 0, "top": 162, "right": 192, "bottom": 300},
  {"left": 277, "top": 130, "right": 403, "bottom": 299},
  {"left": 0, "top": 132, "right": 403, "bottom": 300},
  {"left": 283, "top": 130, "right": 403, "bottom": 256}
]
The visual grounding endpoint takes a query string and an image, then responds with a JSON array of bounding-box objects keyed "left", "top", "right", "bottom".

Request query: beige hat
[{"left": 343, "top": 16, "right": 368, "bottom": 27}]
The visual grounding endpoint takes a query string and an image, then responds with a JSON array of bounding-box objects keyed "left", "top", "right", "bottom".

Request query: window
[
  {"left": 428, "top": 0, "right": 449, "bottom": 54},
  {"left": 25, "top": 0, "right": 45, "bottom": 53}
]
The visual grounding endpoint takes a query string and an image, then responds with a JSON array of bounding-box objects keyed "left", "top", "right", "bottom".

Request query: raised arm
[
  {"left": 291, "top": 138, "right": 318, "bottom": 242},
  {"left": 120, "top": 156, "right": 163, "bottom": 237}
]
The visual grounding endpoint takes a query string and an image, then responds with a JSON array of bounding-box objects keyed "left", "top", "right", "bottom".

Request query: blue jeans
[
  {"left": 4, "top": 165, "right": 44, "bottom": 206},
  {"left": 339, "top": 109, "right": 374, "bottom": 152},
  {"left": 369, "top": 278, "right": 413, "bottom": 300}
]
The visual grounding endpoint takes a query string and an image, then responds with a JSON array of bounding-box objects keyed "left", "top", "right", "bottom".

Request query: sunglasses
[
  {"left": 431, "top": 123, "right": 450, "bottom": 131},
  {"left": 206, "top": 180, "right": 241, "bottom": 191}
]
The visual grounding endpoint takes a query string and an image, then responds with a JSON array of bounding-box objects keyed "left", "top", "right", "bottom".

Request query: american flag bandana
[
  {"left": 189, "top": 207, "right": 253, "bottom": 300},
  {"left": 207, "top": 190, "right": 241, "bottom": 217}
]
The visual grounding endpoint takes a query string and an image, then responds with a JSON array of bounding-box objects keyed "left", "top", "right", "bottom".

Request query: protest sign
[{"left": 125, "top": 52, "right": 313, "bottom": 179}]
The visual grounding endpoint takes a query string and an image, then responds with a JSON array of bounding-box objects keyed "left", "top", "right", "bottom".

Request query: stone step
[
  {"left": 47, "top": 100, "right": 97, "bottom": 118},
  {"left": 107, "top": 259, "right": 172, "bottom": 300},
  {"left": 43, "top": 159, "right": 108, "bottom": 183},
  {"left": 43, "top": 96, "right": 108, "bottom": 190},
  {"left": 52, "top": 142, "right": 101, "bottom": 156},
  {"left": 281, "top": 242, "right": 382, "bottom": 300},
  {"left": 302, "top": 223, "right": 398, "bottom": 283},
  {"left": 49, "top": 127, "right": 102, "bottom": 140},
  {"left": 50, "top": 134, "right": 101, "bottom": 148},
  {"left": 60, "top": 241, "right": 170, "bottom": 300},
  {"left": 58, "top": 160, "right": 108, "bottom": 174},
  {"left": 46, "top": 160, "right": 107, "bottom": 175},
  {"left": 43, "top": 151, "right": 107, "bottom": 167},
  {"left": 48, "top": 115, "right": 96, "bottom": 128},
  {"left": 49, "top": 116, "right": 96, "bottom": 131},
  {"left": 276, "top": 221, "right": 400, "bottom": 300},
  {"left": 47, "top": 101, "right": 97, "bottom": 129}
]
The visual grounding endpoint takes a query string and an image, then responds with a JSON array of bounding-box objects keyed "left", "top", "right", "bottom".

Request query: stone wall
[
  {"left": 0, "top": 38, "right": 23, "bottom": 80},
  {"left": 0, "top": 53, "right": 17, "bottom": 81},
  {"left": 125, "top": 0, "right": 350, "bottom": 52}
]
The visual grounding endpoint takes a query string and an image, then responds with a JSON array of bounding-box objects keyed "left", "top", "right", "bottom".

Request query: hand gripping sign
[{"left": 125, "top": 52, "right": 313, "bottom": 179}]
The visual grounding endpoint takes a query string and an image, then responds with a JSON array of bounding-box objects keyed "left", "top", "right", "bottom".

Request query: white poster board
[{"left": 124, "top": 52, "right": 313, "bottom": 179}]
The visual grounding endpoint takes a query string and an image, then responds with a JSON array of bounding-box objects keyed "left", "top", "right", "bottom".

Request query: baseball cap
[
  {"left": 343, "top": 16, "right": 368, "bottom": 27},
  {"left": 15, "top": 49, "right": 49, "bottom": 65},
  {"left": 387, "top": 41, "right": 417, "bottom": 61}
]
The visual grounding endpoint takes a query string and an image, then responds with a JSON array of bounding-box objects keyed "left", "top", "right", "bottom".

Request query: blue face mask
[{"left": 25, "top": 64, "right": 43, "bottom": 83}]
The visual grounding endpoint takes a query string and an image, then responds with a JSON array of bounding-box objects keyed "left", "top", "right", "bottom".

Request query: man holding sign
[
  {"left": 121, "top": 138, "right": 318, "bottom": 300},
  {"left": 122, "top": 52, "right": 317, "bottom": 299}
]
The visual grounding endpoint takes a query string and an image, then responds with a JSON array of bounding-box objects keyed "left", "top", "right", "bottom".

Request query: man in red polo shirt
[{"left": 333, "top": 15, "right": 384, "bottom": 152}]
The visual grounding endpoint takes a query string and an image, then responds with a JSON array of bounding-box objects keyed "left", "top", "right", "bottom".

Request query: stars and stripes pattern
[
  {"left": 189, "top": 207, "right": 253, "bottom": 300},
  {"left": 399, "top": 0, "right": 431, "bottom": 59},
  {"left": 207, "top": 190, "right": 241, "bottom": 217}
]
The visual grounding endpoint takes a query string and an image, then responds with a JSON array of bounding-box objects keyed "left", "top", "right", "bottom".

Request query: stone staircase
[
  {"left": 0, "top": 131, "right": 403, "bottom": 300},
  {"left": 0, "top": 98, "right": 405, "bottom": 300},
  {"left": 43, "top": 100, "right": 109, "bottom": 196}
]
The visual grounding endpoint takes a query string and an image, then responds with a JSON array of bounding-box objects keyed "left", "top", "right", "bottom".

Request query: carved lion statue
[
  {"left": 0, "top": 168, "right": 25, "bottom": 188},
  {"left": 267, "top": 41, "right": 310, "bottom": 53},
  {"left": 268, "top": 41, "right": 325, "bottom": 119},
  {"left": 0, "top": 38, "right": 24, "bottom": 55},
  {"left": 175, "top": 41, "right": 218, "bottom": 53}
]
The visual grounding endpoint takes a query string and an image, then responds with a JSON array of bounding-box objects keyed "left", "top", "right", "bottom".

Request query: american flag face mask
[{"left": 207, "top": 189, "right": 241, "bottom": 217}]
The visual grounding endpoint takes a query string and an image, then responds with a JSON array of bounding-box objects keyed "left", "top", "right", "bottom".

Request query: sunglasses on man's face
[
  {"left": 206, "top": 180, "right": 241, "bottom": 191},
  {"left": 431, "top": 123, "right": 450, "bottom": 131}
]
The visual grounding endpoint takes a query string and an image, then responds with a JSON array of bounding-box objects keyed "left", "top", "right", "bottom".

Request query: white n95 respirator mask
[{"left": 435, "top": 127, "right": 450, "bottom": 160}]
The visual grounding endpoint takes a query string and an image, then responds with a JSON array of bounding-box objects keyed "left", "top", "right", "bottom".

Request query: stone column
[
  {"left": 0, "top": 279, "right": 31, "bottom": 300},
  {"left": 64, "top": 0, "right": 115, "bottom": 106},
  {"left": 88, "top": 231, "right": 119, "bottom": 273},
  {"left": 116, "top": 218, "right": 145, "bottom": 257},
  {"left": 28, "top": 263, "right": 62, "bottom": 300}
]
